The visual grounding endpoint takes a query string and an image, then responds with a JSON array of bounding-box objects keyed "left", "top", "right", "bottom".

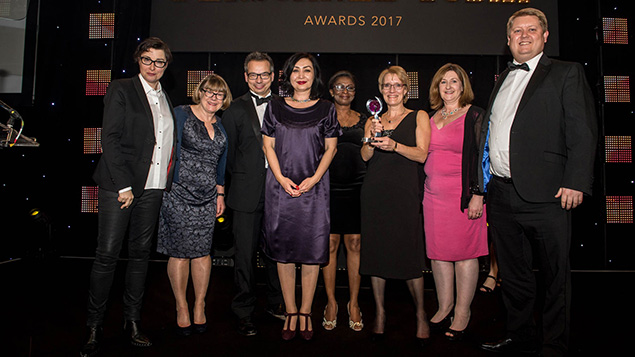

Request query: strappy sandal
[
  {"left": 347, "top": 302, "right": 364, "bottom": 332},
  {"left": 322, "top": 304, "right": 338, "bottom": 330},
  {"left": 479, "top": 275, "right": 500, "bottom": 294}
]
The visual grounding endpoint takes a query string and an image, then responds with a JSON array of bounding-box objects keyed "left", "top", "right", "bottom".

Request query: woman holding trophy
[{"left": 359, "top": 66, "right": 431, "bottom": 344}]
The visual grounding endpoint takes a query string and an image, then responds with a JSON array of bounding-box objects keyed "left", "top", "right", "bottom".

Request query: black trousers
[
  {"left": 230, "top": 191, "right": 283, "bottom": 319},
  {"left": 86, "top": 188, "right": 163, "bottom": 326},
  {"left": 487, "top": 177, "right": 571, "bottom": 356}
]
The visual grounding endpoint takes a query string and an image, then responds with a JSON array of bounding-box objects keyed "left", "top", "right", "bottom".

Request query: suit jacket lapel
[
  {"left": 132, "top": 75, "right": 156, "bottom": 132},
  {"left": 516, "top": 55, "right": 552, "bottom": 114},
  {"left": 242, "top": 93, "right": 264, "bottom": 147}
]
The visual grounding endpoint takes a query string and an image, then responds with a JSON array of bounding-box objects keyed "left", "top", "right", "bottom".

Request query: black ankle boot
[
  {"left": 80, "top": 325, "right": 102, "bottom": 357},
  {"left": 123, "top": 320, "right": 152, "bottom": 347}
]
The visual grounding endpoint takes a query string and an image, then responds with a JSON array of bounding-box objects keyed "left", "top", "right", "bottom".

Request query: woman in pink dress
[{"left": 423, "top": 63, "right": 488, "bottom": 340}]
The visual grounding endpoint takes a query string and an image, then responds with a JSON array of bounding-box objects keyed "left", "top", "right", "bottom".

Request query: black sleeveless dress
[
  {"left": 329, "top": 113, "right": 367, "bottom": 234},
  {"left": 359, "top": 111, "right": 426, "bottom": 280}
]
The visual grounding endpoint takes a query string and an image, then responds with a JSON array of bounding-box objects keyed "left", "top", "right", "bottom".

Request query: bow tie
[
  {"left": 507, "top": 62, "right": 530, "bottom": 71},
  {"left": 252, "top": 94, "right": 271, "bottom": 106}
]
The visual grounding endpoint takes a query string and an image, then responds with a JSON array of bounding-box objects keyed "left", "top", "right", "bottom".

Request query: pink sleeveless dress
[{"left": 423, "top": 114, "right": 488, "bottom": 261}]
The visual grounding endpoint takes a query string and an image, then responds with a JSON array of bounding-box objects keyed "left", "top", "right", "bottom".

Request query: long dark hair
[{"left": 280, "top": 52, "right": 324, "bottom": 99}]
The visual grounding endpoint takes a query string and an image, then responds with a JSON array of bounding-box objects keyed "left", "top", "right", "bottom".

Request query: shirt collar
[
  {"left": 513, "top": 52, "right": 543, "bottom": 72},
  {"left": 138, "top": 73, "right": 162, "bottom": 95},
  {"left": 249, "top": 90, "right": 271, "bottom": 99}
]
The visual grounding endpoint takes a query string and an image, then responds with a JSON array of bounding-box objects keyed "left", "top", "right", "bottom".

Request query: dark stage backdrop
[
  {"left": 150, "top": 0, "right": 559, "bottom": 55},
  {"left": 0, "top": 0, "right": 632, "bottom": 270}
]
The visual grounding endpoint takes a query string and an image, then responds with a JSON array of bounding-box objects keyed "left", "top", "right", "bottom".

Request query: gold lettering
[
  {"left": 304, "top": 15, "right": 314, "bottom": 25},
  {"left": 339, "top": 15, "right": 346, "bottom": 25},
  {"left": 327, "top": 16, "right": 337, "bottom": 25},
  {"left": 348, "top": 15, "right": 357, "bottom": 26},
  {"left": 358, "top": 15, "right": 365, "bottom": 26}
]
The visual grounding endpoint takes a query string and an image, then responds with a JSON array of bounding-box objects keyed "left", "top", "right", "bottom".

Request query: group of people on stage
[{"left": 80, "top": 7, "right": 597, "bottom": 357}]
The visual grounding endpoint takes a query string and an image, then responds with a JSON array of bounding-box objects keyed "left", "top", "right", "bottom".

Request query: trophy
[{"left": 361, "top": 96, "right": 383, "bottom": 143}]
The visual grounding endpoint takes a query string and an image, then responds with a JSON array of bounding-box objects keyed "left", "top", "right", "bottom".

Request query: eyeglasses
[
  {"left": 333, "top": 84, "right": 356, "bottom": 92},
  {"left": 247, "top": 72, "right": 272, "bottom": 80},
  {"left": 381, "top": 83, "right": 405, "bottom": 91},
  {"left": 200, "top": 88, "right": 226, "bottom": 100},
  {"left": 140, "top": 56, "right": 167, "bottom": 68}
]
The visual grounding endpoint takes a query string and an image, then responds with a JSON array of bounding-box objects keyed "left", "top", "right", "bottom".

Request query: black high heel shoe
[
  {"left": 429, "top": 312, "right": 452, "bottom": 333},
  {"left": 445, "top": 328, "right": 465, "bottom": 341}
]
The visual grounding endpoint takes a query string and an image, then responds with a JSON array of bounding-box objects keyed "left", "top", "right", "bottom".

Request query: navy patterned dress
[{"left": 158, "top": 105, "right": 227, "bottom": 258}]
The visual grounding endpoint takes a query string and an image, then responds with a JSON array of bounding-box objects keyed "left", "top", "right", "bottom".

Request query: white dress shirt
[
  {"left": 250, "top": 90, "right": 271, "bottom": 168},
  {"left": 139, "top": 74, "right": 174, "bottom": 190},
  {"left": 489, "top": 52, "right": 543, "bottom": 179}
]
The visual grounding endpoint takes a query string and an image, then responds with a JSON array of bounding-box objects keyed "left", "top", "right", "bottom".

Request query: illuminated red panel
[
  {"left": 606, "top": 196, "right": 633, "bottom": 224},
  {"left": 603, "top": 18, "right": 628, "bottom": 45},
  {"left": 83, "top": 128, "right": 102, "bottom": 154},
  {"left": 605, "top": 136, "right": 632, "bottom": 163},
  {"left": 187, "top": 70, "right": 215, "bottom": 97},
  {"left": 604, "top": 76, "right": 630, "bottom": 103},
  {"left": 89, "top": 13, "right": 115, "bottom": 39},
  {"left": 81, "top": 186, "right": 99, "bottom": 213},
  {"left": 86, "top": 70, "right": 111, "bottom": 96}
]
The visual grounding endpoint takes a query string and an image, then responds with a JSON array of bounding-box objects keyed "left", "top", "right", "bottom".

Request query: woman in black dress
[
  {"left": 157, "top": 74, "right": 231, "bottom": 335},
  {"left": 322, "top": 71, "right": 367, "bottom": 332},
  {"left": 360, "top": 66, "right": 431, "bottom": 343}
]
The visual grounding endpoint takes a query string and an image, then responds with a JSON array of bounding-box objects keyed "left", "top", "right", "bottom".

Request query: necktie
[
  {"left": 507, "top": 62, "right": 530, "bottom": 71},
  {"left": 252, "top": 94, "right": 271, "bottom": 106}
]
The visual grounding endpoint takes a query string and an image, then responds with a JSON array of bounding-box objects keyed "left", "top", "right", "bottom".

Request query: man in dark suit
[
  {"left": 81, "top": 37, "right": 176, "bottom": 357},
  {"left": 223, "top": 52, "right": 284, "bottom": 336},
  {"left": 479, "top": 8, "right": 597, "bottom": 357}
]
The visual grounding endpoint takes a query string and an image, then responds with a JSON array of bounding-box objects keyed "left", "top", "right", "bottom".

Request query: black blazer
[
  {"left": 479, "top": 55, "right": 597, "bottom": 203},
  {"left": 223, "top": 92, "right": 278, "bottom": 212},
  {"left": 93, "top": 75, "right": 176, "bottom": 197}
]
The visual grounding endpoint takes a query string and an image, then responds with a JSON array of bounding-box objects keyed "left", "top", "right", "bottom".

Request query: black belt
[{"left": 492, "top": 175, "right": 513, "bottom": 184}]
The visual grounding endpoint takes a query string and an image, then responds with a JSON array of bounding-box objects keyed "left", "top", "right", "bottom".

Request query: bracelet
[
  {"left": 217, "top": 193, "right": 225, "bottom": 197},
  {"left": 393, "top": 142, "right": 398, "bottom": 152}
]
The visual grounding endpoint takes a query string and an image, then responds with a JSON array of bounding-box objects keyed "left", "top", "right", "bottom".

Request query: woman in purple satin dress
[{"left": 261, "top": 53, "right": 340, "bottom": 341}]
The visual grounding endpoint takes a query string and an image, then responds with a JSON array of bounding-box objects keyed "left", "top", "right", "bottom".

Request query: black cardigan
[{"left": 429, "top": 105, "right": 485, "bottom": 211}]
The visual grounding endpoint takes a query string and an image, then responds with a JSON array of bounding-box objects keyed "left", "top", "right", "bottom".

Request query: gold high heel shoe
[
  {"left": 347, "top": 302, "right": 364, "bottom": 332},
  {"left": 322, "top": 304, "right": 337, "bottom": 330}
]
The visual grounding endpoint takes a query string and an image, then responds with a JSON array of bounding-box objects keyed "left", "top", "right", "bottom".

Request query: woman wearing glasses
[
  {"left": 157, "top": 74, "right": 232, "bottom": 336},
  {"left": 321, "top": 71, "right": 367, "bottom": 332},
  {"left": 360, "top": 66, "right": 431, "bottom": 344},
  {"left": 261, "top": 53, "right": 340, "bottom": 341}
]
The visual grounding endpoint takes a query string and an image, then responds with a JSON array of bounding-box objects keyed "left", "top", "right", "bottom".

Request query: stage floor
[{"left": 2, "top": 258, "right": 629, "bottom": 356}]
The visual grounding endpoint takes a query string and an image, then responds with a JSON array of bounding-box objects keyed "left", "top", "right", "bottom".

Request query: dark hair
[
  {"left": 133, "top": 37, "right": 173, "bottom": 64},
  {"left": 244, "top": 52, "right": 274, "bottom": 73},
  {"left": 328, "top": 70, "right": 356, "bottom": 89},
  {"left": 429, "top": 63, "right": 474, "bottom": 110},
  {"left": 280, "top": 52, "right": 323, "bottom": 99}
]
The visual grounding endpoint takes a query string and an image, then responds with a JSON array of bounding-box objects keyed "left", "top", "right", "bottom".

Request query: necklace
[
  {"left": 290, "top": 96, "right": 311, "bottom": 103},
  {"left": 441, "top": 107, "right": 461, "bottom": 120},
  {"left": 385, "top": 109, "right": 406, "bottom": 124}
]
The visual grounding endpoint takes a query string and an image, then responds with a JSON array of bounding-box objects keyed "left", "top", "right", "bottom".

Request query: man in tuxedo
[
  {"left": 223, "top": 52, "right": 284, "bottom": 336},
  {"left": 81, "top": 37, "right": 176, "bottom": 357},
  {"left": 479, "top": 8, "right": 597, "bottom": 356}
]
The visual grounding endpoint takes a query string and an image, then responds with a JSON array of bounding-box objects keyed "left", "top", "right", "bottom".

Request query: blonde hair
[
  {"left": 378, "top": 66, "right": 409, "bottom": 104},
  {"left": 192, "top": 74, "right": 233, "bottom": 110},
  {"left": 507, "top": 7, "right": 548, "bottom": 35}
]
